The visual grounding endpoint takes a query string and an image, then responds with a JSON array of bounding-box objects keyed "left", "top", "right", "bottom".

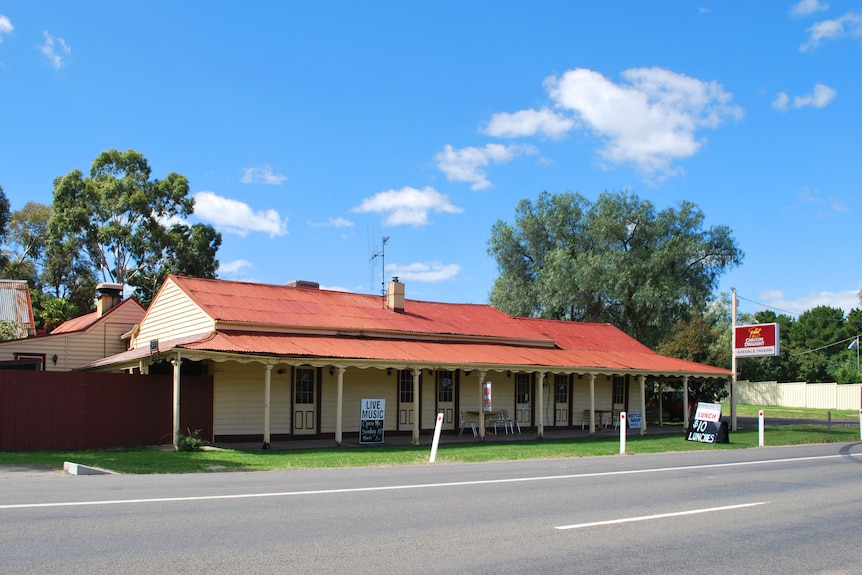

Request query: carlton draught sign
[{"left": 734, "top": 322, "right": 780, "bottom": 358}]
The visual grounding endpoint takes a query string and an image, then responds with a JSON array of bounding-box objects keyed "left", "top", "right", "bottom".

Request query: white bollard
[
  {"left": 619, "top": 411, "right": 627, "bottom": 454},
  {"left": 758, "top": 409, "right": 764, "bottom": 447},
  {"left": 859, "top": 409, "right": 862, "bottom": 441},
  {"left": 429, "top": 412, "right": 445, "bottom": 463}
]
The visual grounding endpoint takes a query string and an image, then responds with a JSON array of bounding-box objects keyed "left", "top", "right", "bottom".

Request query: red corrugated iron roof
[
  {"left": 513, "top": 317, "right": 658, "bottom": 353},
  {"left": 51, "top": 298, "right": 146, "bottom": 335},
  {"left": 84, "top": 276, "right": 729, "bottom": 377},
  {"left": 163, "top": 330, "right": 727, "bottom": 376},
  {"left": 50, "top": 311, "right": 99, "bottom": 334},
  {"left": 0, "top": 279, "right": 35, "bottom": 336},
  {"left": 168, "top": 275, "right": 553, "bottom": 343}
]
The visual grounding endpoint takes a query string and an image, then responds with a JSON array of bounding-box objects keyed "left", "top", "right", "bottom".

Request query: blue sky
[{"left": 0, "top": 1, "right": 860, "bottom": 318}]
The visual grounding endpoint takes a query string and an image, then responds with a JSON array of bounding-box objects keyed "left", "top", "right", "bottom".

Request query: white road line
[
  {"left": 555, "top": 501, "right": 769, "bottom": 530},
  {"left": 0, "top": 453, "right": 849, "bottom": 510}
]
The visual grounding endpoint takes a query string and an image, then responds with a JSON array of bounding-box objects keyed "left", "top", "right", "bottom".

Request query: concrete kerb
[{"left": 63, "top": 461, "right": 118, "bottom": 476}]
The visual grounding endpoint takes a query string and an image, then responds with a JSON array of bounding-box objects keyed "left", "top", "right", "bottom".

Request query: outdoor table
[
  {"left": 466, "top": 410, "right": 503, "bottom": 434},
  {"left": 595, "top": 409, "right": 615, "bottom": 428}
]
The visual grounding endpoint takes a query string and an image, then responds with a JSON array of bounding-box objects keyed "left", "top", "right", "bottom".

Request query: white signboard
[
  {"left": 359, "top": 398, "right": 385, "bottom": 444},
  {"left": 627, "top": 412, "right": 642, "bottom": 429},
  {"left": 693, "top": 402, "right": 722, "bottom": 423}
]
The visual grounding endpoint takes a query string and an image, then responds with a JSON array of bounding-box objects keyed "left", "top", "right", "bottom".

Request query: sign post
[
  {"left": 429, "top": 412, "right": 445, "bottom": 463},
  {"left": 359, "top": 398, "right": 385, "bottom": 445},
  {"left": 758, "top": 409, "right": 765, "bottom": 447},
  {"left": 619, "top": 412, "right": 627, "bottom": 454}
]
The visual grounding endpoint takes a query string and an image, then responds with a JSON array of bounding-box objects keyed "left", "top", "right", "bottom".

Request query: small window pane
[
  {"left": 437, "top": 371, "right": 453, "bottom": 403},
  {"left": 516, "top": 373, "right": 530, "bottom": 404},
  {"left": 399, "top": 370, "right": 414, "bottom": 403},
  {"left": 554, "top": 374, "right": 568, "bottom": 403},
  {"left": 295, "top": 368, "right": 315, "bottom": 404}
]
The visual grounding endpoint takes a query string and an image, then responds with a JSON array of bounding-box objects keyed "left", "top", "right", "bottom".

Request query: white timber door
[
  {"left": 397, "top": 370, "right": 416, "bottom": 432},
  {"left": 436, "top": 370, "right": 455, "bottom": 431},
  {"left": 293, "top": 367, "right": 317, "bottom": 435}
]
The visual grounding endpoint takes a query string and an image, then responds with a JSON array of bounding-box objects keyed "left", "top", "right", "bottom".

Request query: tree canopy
[
  {"left": 488, "top": 190, "right": 743, "bottom": 348},
  {"left": 712, "top": 303, "right": 862, "bottom": 384},
  {"left": 0, "top": 185, "right": 11, "bottom": 273},
  {"left": 48, "top": 149, "right": 221, "bottom": 306}
]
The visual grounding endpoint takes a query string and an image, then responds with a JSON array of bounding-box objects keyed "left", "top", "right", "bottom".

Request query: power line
[
  {"left": 791, "top": 334, "right": 860, "bottom": 357},
  {"left": 736, "top": 294, "right": 855, "bottom": 325}
]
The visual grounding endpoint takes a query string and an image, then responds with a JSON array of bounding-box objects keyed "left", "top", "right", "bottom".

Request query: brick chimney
[
  {"left": 386, "top": 277, "right": 405, "bottom": 312},
  {"left": 96, "top": 283, "right": 124, "bottom": 317}
]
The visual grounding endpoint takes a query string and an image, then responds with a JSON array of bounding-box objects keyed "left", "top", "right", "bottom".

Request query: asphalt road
[{"left": 2, "top": 442, "right": 862, "bottom": 574}]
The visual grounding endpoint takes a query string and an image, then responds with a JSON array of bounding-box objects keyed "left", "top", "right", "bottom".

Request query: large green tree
[
  {"left": 791, "top": 305, "right": 856, "bottom": 383},
  {"left": 488, "top": 190, "right": 743, "bottom": 348},
  {"left": 2, "top": 202, "right": 50, "bottom": 287},
  {"left": 0, "top": 185, "right": 11, "bottom": 274},
  {"left": 48, "top": 149, "right": 221, "bottom": 305}
]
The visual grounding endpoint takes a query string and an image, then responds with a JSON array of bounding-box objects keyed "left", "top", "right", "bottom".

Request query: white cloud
[
  {"left": 759, "top": 288, "right": 860, "bottom": 316},
  {"left": 0, "top": 15, "right": 13, "bottom": 41},
  {"left": 773, "top": 83, "right": 836, "bottom": 111},
  {"left": 483, "top": 107, "right": 574, "bottom": 140},
  {"left": 542, "top": 67, "right": 742, "bottom": 182},
  {"left": 386, "top": 261, "right": 461, "bottom": 283},
  {"left": 790, "top": 0, "right": 829, "bottom": 17},
  {"left": 40, "top": 31, "right": 70, "bottom": 70},
  {"left": 240, "top": 164, "right": 288, "bottom": 185},
  {"left": 434, "top": 143, "right": 537, "bottom": 190},
  {"left": 801, "top": 12, "right": 862, "bottom": 51},
  {"left": 308, "top": 216, "right": 354, "bottom": 229},
  {"left": 218, "top": 259, "right": 253, "bottom": 277},
  {"left": 795, "top": 187, "right": 848, "bottom": 216},
  {"left": 194, "top": 191, "right": 288, "bottom": 237},
  {"left": 352, "top": 186, "right": 463, "bottom": 227},
  {"left": 326, "top": 217, "right": 353, "bottom": 228}
]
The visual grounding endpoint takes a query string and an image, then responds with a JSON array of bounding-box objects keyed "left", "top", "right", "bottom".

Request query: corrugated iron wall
[{"left": 0, "top": 371, "right": 213, "bottom": 451}]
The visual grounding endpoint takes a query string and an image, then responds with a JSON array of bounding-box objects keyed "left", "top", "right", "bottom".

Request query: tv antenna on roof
[{"left": 369, "top": 236, "right": 390, "bottom": 296}]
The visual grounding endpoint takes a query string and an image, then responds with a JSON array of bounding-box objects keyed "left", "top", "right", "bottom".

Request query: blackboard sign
[
  {"left": 686, "top": 402, "right": 729, "bottom": 444},
  {"left": 359, "top": 398, "right": 385, "bottom": 444}
]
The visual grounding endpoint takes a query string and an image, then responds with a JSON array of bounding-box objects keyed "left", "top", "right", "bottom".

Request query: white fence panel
[
  {"left": 836, "top": 385, "right": 862, "bottom": 410},
  {"left": 737, "top": 380, "right": 861, "bottom": 410},
  {"left": 779, "top": 382, "right": 807, "bottom": 408}
]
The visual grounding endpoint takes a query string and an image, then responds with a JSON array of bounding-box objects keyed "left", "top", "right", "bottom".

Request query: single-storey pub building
[{"left": 85, "top": 275, "right": 730, "bottom": 448}]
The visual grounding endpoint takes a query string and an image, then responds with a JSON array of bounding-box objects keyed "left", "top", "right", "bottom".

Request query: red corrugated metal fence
[{"left": 0, "top": 371, "right": 213, "bottom": 451}]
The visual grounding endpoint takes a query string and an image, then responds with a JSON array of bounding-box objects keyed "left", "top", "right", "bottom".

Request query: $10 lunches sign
[{"left": 686, "top": 402, "right": 729, "bottom": 444}]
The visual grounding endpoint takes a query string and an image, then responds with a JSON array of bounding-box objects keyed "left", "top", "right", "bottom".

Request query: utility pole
[{"left": 731, "top": 287, "right": 738, "bottom": 432}]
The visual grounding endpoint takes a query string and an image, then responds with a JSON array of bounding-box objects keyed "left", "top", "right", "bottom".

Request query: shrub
[{"left": 176, "top": 429, "right": 204, "bottom": 452}]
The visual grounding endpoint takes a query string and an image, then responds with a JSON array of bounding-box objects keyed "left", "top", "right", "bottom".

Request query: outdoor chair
[
  {"left": 502, "top": 409, "right": 520, "bottom": 433},
  {"left": 459, "top": 411, "right": 477, "bottom": 437},
  {"left": 491, "top": 411, "right": 509, "bottom": 434}
]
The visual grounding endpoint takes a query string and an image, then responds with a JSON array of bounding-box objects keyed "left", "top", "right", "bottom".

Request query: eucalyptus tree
[
  {"left": 488, "top": 190, "right": 743, "bottom": 348},
  {"left": 48, "top": 149, "right": 221, "bottom": 305},
  {"left": 0, "top": 185, "right": 11, "bottom": 274},
  {"left": 2, "top": 201, "right": 50, "bottom": 285}
]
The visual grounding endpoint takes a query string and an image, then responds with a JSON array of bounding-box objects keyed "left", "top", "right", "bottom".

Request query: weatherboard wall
[
  {"left": 0, "top": 302, "right": 145, "bottom": 371},
  {"left": 212, "top": 361, "right": 291, "bottom": 437},
  {"left": 133, "top": 278, "right": 215, "bottom": 351}
]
